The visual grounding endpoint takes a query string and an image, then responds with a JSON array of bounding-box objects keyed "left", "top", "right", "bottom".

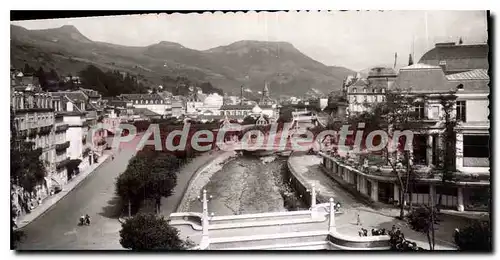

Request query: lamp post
[
  {"left": 197, "top": 189, "right": 213, "bottom": 248},
  {"left": 329, "top": 198, "right": 336, "bottom": 232},
  {"left": 306, "top": 183, "right": 319, "bottom": 218}
]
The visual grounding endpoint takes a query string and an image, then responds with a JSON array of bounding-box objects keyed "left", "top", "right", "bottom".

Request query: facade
[
  {"left": 323, "top": 42, "right": 490, "bottom": 212},
  {"left": 51, "top": 90, "right": 105, "bottom": 175},
  {"left": 171, "top": 98, "right": 185, "bottom": 118},
  {"left": 11, "top": 85, "right": 61, "bottom": 198},
  {"left": 346, "top": 67, "right": 396, "bottom": 114},
  {"left": 119, "top": 93, "right": 168, "bottom": 116}
]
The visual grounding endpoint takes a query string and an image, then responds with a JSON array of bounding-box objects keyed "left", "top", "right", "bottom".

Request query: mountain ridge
[{"left": 10, "top": 24, "right": 355, "bottom": 96}]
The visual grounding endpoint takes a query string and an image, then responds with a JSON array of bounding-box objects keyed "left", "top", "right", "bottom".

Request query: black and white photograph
[{"left": 8, "top": 9, "right": 492, "bottom": 252}]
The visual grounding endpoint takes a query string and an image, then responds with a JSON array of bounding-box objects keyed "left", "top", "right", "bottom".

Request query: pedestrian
[{"left": 356, "top": 211, "right": 362, "bottom": 226}]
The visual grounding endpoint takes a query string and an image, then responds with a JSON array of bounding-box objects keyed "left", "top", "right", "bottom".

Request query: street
[{"left": 17, "top": 147, "right": 135, "bottom": 250}]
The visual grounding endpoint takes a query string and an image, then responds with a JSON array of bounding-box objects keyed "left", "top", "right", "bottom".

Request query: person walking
[{"left": 356, "top": 211, "right": 362, "bottom": 226}]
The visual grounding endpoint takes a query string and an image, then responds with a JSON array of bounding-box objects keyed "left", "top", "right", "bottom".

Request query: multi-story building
[
  {"left": 321, "top": 42, "right": 490, "bottom": 212},
  {"left": 11, "top": 79, "right": 67, "bottom": 199},
  {"left": 346, "top": 67, "right": 396, "bottom": 115},
  {"left": 119, "top": 93, "right": 168, "bottom": 116},
  {"left": 51, "top": 90, "right": 105, "bottom": 176}
]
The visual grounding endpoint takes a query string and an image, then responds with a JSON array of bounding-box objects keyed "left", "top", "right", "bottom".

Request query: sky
[{"left": 11, "top": 11, "right": 488, "bottom": 71}]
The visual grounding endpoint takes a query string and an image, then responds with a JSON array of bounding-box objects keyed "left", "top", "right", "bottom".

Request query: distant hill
[{"left": 10, "top": 24, "right": 355, "bottom": 96}]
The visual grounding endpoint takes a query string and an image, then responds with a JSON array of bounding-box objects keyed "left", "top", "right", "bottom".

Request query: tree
[
  {"left": 23, "top": 63, "right": 35, "bottom": 75},
  {"left": 407, "top": 206, "right": 440, "bottom": 250},
  {"left": 35, "top": 67, "right": 48, "bottom": 91},
  {"left": 49, "top": 68, "right": 59, "bottom": 81},
  {"left": 147, "top": 154, "right": 179, "bottom": 214},
  {"left": 454, "top": 220, "right": 491, "bottom": 251},
  {"left": 349, "top": 89, "right": 425, "bottom": 218},
  {"left": 116, "top": 152, "right": 179, "bottom": 215},
  {"left": 11, "top": 108, "right": 47, "bottom": 193},
  {"left": 119, "top": 213, "right": 189, "bottom": 250},
  {"left": 436, "top": 94, "right": 458, "bottom": 211},
  {"left": 277, "top": 106, "right": 294, "bottom": 123}
]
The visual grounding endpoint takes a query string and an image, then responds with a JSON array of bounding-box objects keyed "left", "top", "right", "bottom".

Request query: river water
[{"left": 187, "top": 154, "right": 306, "bottom": 215}]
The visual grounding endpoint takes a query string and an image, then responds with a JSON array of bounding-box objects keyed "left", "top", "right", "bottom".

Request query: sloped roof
[
  {"left": 220, "top": 104, "right": 255, "bottom": 110},
  {"left": 394, "top": 66, "right": 452, "bottom": 93},
  {"left": 419, "top": 43, "right": 489, "bottom": 73},
  {"left": 350, "top": 78, "right": 370, "bottom": 87},
  {"left": 367, "top": 67, "right": 397, "bottom": 78},
  {"left": 133, "top": 108, "right": 160, "bottom": 117},
  {"left": 120, "top": 94, "right": 164, "bottom": 101},
  {"left": 51, "top": 91, "right": 88, "bottom": 102},
  {"left": 446, "top": 69, "right": 489, "bottom": 81},
  {"left": 446, "top": 69, "right": 490, "bottom": 93}
]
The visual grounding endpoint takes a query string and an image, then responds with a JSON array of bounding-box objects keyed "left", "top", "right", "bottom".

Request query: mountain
[{"left": 10, "top": 24, "right": 355, "bottom": 96}]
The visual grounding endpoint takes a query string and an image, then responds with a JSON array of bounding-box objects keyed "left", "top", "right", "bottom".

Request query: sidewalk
[
  {"left": 288, "top": 153, "right": 459, "bottom": 250},
  {"left": 16, "top": 152, "right": 112, "bottom": 229}
]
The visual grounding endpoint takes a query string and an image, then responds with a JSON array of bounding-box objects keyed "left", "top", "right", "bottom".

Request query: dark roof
[
  {"left": 133, "top": 108, "right": 160, "bottom": 117},
  {"left": 419, "top": 43, "right": 489, "bottom": 73},
  {"left": 119, "top": 94, "right": 164, "bottom": 101},
  {"left": 350, "top": 78, "right": 370, "bottom": 87},
  {"left": 220, "top": 104, "right": 255, "bottom": 110},
  {"left": 367, "top": 67, "right": 397, "bottom": 78},
  {"left": 394, "top": 65, "right": 452, "bottom": 93}
]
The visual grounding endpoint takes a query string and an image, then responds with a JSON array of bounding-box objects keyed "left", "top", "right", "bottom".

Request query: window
[
  {"left": 456, "top": 101, "right": 466, "bottom": 122},
  {"left": 373, "top": 89, "right": 377, "bottom": 93},
  {"left": 414, "top": 103, "right": 425, "bottom": 119},
  {"left": 363, "top": 88, "right": 367, "bottom": 93},
  {"left": 457, "top": 84, "right": 464, "bottom": 90},
  {"left": 463, "top": 135, "right": 490, "bottom": 167},
  {"left": 413, "top": 135, "right": 427, "bottom": 165},
  {"left": 381, "top": 88, "right": 386, "bottom": 93},
  {"left": 352, "top": 88, "right": 357, "bottom": 93}
]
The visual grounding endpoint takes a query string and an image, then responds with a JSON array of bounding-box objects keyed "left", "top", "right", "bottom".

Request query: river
[{"left": 187, "top": 154, "right": 307, "bottom": 215}]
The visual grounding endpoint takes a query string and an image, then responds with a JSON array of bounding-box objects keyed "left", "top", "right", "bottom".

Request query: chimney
[{"left": 439, "top": 60, "right": 447, "bottom": 72}]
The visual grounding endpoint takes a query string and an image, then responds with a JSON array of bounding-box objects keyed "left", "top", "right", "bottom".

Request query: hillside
[{"left": 10, "top": 24, "right": 354, "bottom": 96}]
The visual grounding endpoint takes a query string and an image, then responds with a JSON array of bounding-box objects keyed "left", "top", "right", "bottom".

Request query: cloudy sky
[{"left": 12, "top": 11, "right": 488, "bottom": 71}]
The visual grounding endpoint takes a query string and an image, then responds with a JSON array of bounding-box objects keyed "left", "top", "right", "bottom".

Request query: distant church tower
[
  {"left": 263, "top": 82, "right": 270, "bottom": 98},
  {"left": 260, "top": 82, "right": 273, "bottom": 106}
]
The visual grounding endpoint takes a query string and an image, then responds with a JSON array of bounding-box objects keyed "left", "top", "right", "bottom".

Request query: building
[
  {"left": 321, "top": 42, "right": 490, "bottom": 212},
  {"left": 171, "top": 97, "right": 185, "bottom": 118},
  {"left": 51, "top": 90, "right": 106, "bottom": 174},
  {"left": 346, "top": 67, "right": 396, "bottom": 114},
  {"left": 219, "top": 104, "right": 255, "bottom": 121},
  {"left": 118, "top": 93, "right": 168, "bottom": 116},
  {"left": 446, "top": 69, "right": 490, "bottom": 173},
  {"left": 10, "top": 74, "right": 68, "bottom": 201}
]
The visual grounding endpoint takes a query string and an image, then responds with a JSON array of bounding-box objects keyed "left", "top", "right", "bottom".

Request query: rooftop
[
  {"left": 446, "top": 69, "right": 489, "bottom": 81},
  {"left": 419, "top": 43, "right": 489, "bottom": 73}
]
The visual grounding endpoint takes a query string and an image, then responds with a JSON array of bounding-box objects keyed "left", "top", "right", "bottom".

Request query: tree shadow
[{"left": 98, "top": 195, "right": 123, "bottom": 219}]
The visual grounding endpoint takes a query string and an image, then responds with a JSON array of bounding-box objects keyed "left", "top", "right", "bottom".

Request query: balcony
[
  {"left": 56, "top": 157, "right": 70, "bottom": 170},
  {"left": 55, "top": 124, "right": 69, "bottom": 133},
  {"left": 38, "top": 125, "right": 53, "bottom": 136},
  {"left": 55, "top": 141, "right": 70, "bottom": 151}
]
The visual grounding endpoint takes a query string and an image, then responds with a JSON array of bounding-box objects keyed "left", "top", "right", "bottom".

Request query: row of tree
[
  {"left": 115, "top": 150, "right": 180, "bottom": 216},
  {"left": 78, "top": 65, "right": 147, "bottom": 97}
]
